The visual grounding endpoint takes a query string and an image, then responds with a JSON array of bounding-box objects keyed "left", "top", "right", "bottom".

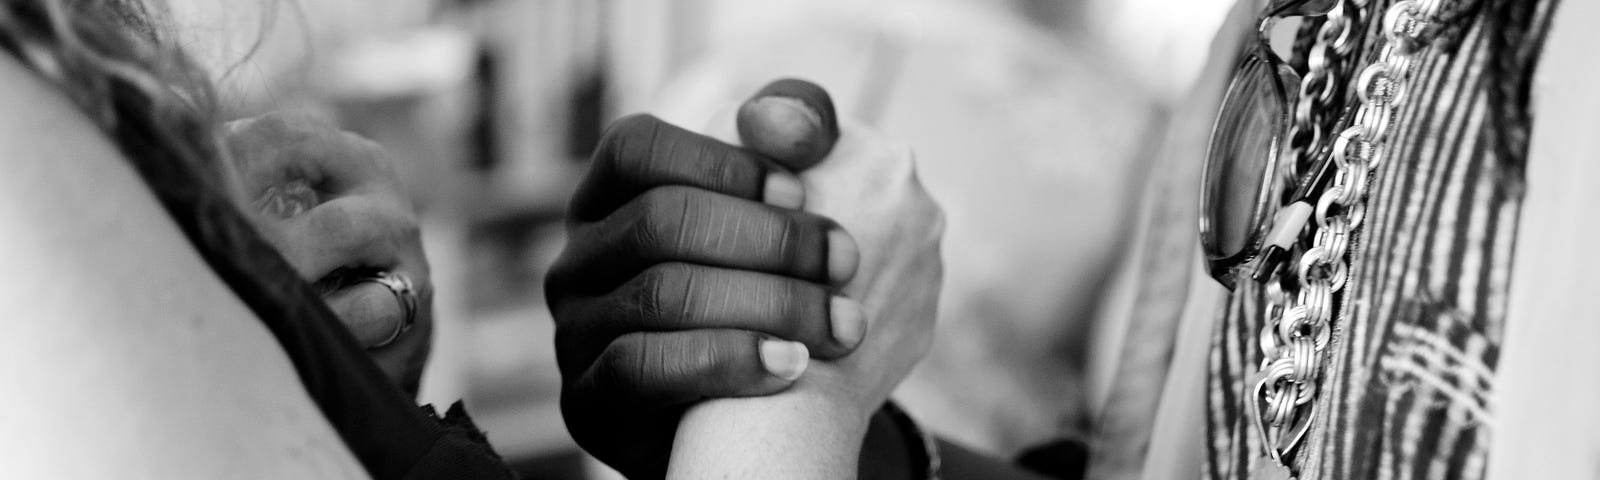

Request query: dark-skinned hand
[{"left": 545, "top": 79, "right": 868, "bottom": 479}]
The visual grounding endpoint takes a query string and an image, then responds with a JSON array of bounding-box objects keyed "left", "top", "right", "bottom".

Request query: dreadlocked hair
[{"left": 0, "top": 0, "right": 232, "bottom": 192}]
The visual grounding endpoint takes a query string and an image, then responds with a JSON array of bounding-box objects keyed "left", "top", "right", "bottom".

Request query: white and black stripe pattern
[{"left": 1205, "top": 1, "right": 1558, "bottom": 479}]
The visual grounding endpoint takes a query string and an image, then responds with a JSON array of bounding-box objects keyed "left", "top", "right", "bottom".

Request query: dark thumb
[{"left": 736, "top": 78, "right": 840, "bottom": 171}]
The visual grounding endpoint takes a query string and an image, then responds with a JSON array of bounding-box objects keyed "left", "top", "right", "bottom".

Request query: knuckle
[
  {"left": 685, "top": 335, "right": 722, "bottom": 376},
  {"left": 703, "top": 151, "right": 742, "bottom": 191},
  {"left": 704, "top": 143, "right": 763, "bottom": 195},
  {"left": 607, "top": 113, "right": 660, "bottom": 137},
  {"left": 551, "top": 328, "right": 583, "bottom": 373},
  {"left": 373, "top": 197, "right": 422, "bottom": 239},
  {"left": 599, "top": 114, "right": 663, "bottom": 171},
  {"left": 306, "top": 199, "right": 380, "bottom": 244},
  {"left": 772, "top": 214, "right": 800, "bottom": 260},
  {"left": 629, "top": 336, "right": 656, "bottom": 389},
  {"left": 545, "top": 280, "right": 574, "bottom": 318},
  {"left": 632, "top": 187, "right": 692, "bottom": 256},
  {"left": 317, "top": 196, "right": 414, "bottom": 247},
  {"left": 596, "top": 333, "right": 649, "bottom": 386},
  {"left": 687, "top": 333, "right": 736, "bottom": 380},
  {"left": 632, "top": 263, "right": 690, "bottom": 328},
  {"left": 884, "top": 142, "right": 918, "bottom": 181}
]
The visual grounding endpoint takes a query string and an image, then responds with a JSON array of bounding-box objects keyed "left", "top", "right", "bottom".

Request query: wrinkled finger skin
[
  {"left": 663, "top": 88, "right": 945, "bottom": 480},
  {"left": 739, "top": 78, "right": 944, "bottom": 414},
  {"left": 713, "top": 79, "right": 945, "bottom": 416},
  {"left": 550, "top": 78, "right": 946, "bottom": 479},
  {"left": 223, "top": 112, "right": 433, "bottom": 395},
  {"left": 546, "top": 95, "right": 863, "bottom": 478}
]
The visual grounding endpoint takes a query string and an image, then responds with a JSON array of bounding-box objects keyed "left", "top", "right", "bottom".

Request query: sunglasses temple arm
[
  {"left": 1251, "top": 202, "right": 1313, "bottom": 283},
  {"left": 1249, "top": 144, "right": 1338, "bottom": 283}
]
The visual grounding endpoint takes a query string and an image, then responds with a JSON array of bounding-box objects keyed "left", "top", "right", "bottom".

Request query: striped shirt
[{"left": 1205, "top": 2, "right": 1560, "bottom": 479}]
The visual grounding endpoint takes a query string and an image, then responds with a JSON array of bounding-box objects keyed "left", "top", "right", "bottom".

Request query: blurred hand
[{"left": 224, "top": 112, "right": 433, "bottom": 394}]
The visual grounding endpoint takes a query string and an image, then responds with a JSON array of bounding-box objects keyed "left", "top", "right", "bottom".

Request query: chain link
[
  {"left": 1286, "top": 0, "right": 1361, "bottom": 184},
  {"left": 1252, "top": 0, "right": 1448, "bottom": 459}
]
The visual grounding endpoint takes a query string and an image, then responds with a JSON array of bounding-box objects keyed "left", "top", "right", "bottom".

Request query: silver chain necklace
[{"left": 1248, "top": 0, "right": 1448, "bottom": 478}]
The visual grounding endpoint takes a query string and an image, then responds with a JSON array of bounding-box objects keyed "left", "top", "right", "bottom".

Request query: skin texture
[
  {"left": 547, "top": 79, "right": 944, "bottom": 479},
  {"left": 545, "top": 103, "right": 868, "bottom": 478},
  {"left": 668, "top": 89, "right": 945, "bottom": 480},
  {"left": 736, "top": 78, "right": 842, "bottom": 170},
  {"left": 224, "top": 113, "right": 434, "bottom": 394}
]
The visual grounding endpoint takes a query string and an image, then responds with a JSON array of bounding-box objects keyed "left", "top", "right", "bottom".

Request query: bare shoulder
[{"left": 0, "top": 55, "right": 367, "bottom": 479}]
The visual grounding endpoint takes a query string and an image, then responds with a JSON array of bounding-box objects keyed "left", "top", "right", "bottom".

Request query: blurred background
[{"left": 163, "top": 0, "right": 1240, "bottom": 477}]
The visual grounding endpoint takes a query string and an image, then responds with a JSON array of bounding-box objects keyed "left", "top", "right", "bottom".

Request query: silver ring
[{"left": 362, "top": 271, "right": 417, "bottom": 348}]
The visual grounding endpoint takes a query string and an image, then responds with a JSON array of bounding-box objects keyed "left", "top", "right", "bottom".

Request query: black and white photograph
[{"left": 2, "top": 0, "right": 1594, "bottom": 478}]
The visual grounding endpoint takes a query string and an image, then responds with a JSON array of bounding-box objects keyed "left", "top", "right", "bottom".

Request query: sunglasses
[{"left": 1201, "top": 0, "right": 1344, "bottom": 290}]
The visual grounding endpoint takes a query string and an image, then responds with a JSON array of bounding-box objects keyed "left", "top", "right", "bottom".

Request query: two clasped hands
[
  {"left": 547, "top": 79, "right": 944, "bottom": 479},
  {"left": 237, "top": 78, "right": 945, "bottom": 479}
]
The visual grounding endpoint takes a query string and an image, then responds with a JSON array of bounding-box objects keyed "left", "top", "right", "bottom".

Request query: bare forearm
[{"left": 667, "top": 372, "right": 872, "bottom": 479}]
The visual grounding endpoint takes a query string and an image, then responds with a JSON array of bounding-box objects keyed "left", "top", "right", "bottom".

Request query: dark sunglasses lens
[{"left": 1204, "top": 55, "right": 1286, "bottom": 258}]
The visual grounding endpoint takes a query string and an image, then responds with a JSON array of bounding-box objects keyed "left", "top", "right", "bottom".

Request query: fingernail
[
  {"left": 831, "top": 296, "right": 866, "bottom": 348},
  {"left": 322, "top": 284, "right": 402, "bottom": 348},
  {"left": 828, "top": 228, "right": 860, "bottom": 285},
  {"left": 760, "top": 339, "right": 810, "bottom": 381},
  {"left": 739, "top": 96, "right": 830, "bottom": 169},
  {"left": 763, "top": 172, "right": 805, "bottom": 210}
]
